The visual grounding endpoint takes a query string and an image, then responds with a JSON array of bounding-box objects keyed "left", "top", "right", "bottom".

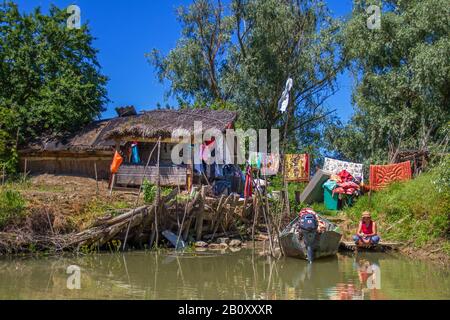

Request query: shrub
[
  {"left": 142, "top": 179, "right": 173, "bottom": 204},
  {"left": 0, "top": 189, "right": 26, "bottom": 228}
]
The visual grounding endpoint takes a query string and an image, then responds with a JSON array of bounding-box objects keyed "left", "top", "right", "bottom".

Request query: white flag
[{"left": 278, "top": 78, "right": 293, "bottom": 113}]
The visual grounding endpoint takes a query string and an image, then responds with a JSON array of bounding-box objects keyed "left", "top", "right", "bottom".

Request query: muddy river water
[{"left": 0, "top": 249, "right": 449, "bottom": 300}]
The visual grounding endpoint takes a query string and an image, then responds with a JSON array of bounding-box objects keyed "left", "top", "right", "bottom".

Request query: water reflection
[{"left": 0, "top": 249, "right": 448, "bottom": 300}]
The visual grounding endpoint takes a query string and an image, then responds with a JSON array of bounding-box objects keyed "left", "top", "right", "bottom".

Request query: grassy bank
[
  {"left": 0, "top": 175, "right": 137, "bottom": 234},
  {"left": 342, "top": 157, "right": 450, "bottom": 261}
]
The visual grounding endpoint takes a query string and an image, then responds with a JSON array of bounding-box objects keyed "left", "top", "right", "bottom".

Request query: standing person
[{"left": 353, "top": 211, "right": 380, "bottom": 245}]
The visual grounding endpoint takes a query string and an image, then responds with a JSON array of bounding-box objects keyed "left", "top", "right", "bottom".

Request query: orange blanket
[{"left": 369, "top": 161, "right": 412, "bottom": 190}]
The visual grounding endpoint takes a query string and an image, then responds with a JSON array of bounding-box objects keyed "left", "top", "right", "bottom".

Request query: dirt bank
[{"left": 6, "top": 174, "right": 138, "bottom": 233}]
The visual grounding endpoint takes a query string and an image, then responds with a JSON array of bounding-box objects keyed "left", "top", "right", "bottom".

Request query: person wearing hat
[{"left": 352, "top": 211, "right": 380, "bottom": 246}]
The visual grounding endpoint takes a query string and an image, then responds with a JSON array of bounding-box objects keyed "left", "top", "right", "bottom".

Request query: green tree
[
  {"left": 0, "top": 2, "right": 108, "bottom": 170},
  {"left": 150, "top": 0, "right": 343, "bottom": 155},
  {"left": 326, "top": 0, "right": 450, "bottom": 164}
]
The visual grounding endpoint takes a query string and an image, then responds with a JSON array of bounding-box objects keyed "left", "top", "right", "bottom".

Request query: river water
[{"left": 0, "top": 249, "right": 449, "bottom": 300}]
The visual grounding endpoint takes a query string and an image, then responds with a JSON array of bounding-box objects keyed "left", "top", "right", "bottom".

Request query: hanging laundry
[
  {"left": 370, "top": 161, "right": 412, "bottom": 190},
  {"left": 201, "top": 138, "right": 216, "bottom": 163},
  {"left": 244, "top": 165, "right": 253, "bottom": 198},
  {"left": 131, "top": 141, "right": 140, "bottom": 164},
  {"left": 215, "top": 163, "right": 223, "bottom": 178},
  {"left": 194, "top": 144, "right": 204, "bottom": 174},
  {"left": 261, "top": 153, "right": 280, "bottom": 176},
  {"left": 248, "top": 151, "right": 262, "bottom": 169},
  {"left": 278, "top": 78, "right": 293, "bottom": 113},
  {"left": 323, "top": 158, "right": 364, "bottom": 182},
  {"left": 285, "top": 154, "right": 310, "bottom": 182},
  {"left": 110, "top": 151, "right": 124, "bottom": 174}
]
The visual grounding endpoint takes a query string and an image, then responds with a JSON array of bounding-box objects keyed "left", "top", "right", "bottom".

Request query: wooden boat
[{"left": 280, "top": 215, "right": 342, "bottom": 262}]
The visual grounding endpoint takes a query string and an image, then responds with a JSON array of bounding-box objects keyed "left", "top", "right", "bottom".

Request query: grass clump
[{"left": 0, "top": 188, "right": 26, "bottom": 228}]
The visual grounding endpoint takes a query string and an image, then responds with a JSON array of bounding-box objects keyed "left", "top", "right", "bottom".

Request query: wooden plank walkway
[{"left": 339, "top": 241, "right": 402, "bottom": 252}]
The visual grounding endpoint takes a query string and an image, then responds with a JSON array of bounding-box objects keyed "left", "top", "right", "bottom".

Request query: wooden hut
[{"left": 19, "top": 108, "right": 238, "bottom": 189}]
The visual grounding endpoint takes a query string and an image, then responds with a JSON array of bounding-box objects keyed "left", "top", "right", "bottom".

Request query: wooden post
[
  {"left": 109, "top": 174, "right": 116, "bottom": 196},
  {"left": 154, "top": 139, "right": 162, "bottom": 247},
  {"left": 94, "top": 162, "right": 99, "bottom": 195},
  {"left": 281, "top": 87, "right": 293, "bottom": 216},
  {"left": 23, "top": 158, "right": 28, "bottom": 181},
  {"left": 195, "top": 186, "right": 206, "bottom": 241}
]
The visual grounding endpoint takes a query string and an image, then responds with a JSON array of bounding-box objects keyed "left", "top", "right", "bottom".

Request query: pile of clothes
[{"left": 323, "top": 170, "right": 362, "bottom": 197}]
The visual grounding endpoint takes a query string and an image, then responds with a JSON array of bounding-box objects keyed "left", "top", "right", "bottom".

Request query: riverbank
[
  {"left": 339, "top": 158, "right": 450, "bottom": 267},
  {"left": 0, "top": 174, "right": 267, "bottom": 254},
  {"left": 1, "top": 166, "right": 448, "bottom": 267}
]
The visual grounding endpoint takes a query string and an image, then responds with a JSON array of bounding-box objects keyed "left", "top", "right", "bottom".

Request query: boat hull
[{"left": 280, "top": 228, "right": 342, "bottom": 260}]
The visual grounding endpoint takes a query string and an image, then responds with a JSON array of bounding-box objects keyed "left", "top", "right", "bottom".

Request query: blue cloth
[
  {"left": 353, "top": 235, "right": 380, "bottom": 244},
  {"left": 215, "top": 164, "right": 223, "bottom": 177},
  {"left": 323, "top": 179, "right": 337, "bottom": 191},
  {"left": 131, "top": 145, "right": 140, "bottom": 164},
  {"left": 194, "top": 146, "right": 204, "bottom": 174}
]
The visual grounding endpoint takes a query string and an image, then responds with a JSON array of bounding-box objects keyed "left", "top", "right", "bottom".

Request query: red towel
[
  {"left": 244, "top": 166, "right": 253, "bottom": 198},
  {"left": 369, "top": 161, "right": 412, "bottom": 190}
]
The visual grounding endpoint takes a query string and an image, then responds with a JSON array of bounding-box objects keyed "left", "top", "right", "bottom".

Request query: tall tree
[
  {"left": 0, "top": 2, "right": 108, "bottom": 170},
  {"left": 149, "top": 0, "right": 343, "bottom": 155},
  {"left": 326, "top": 0, "right": 450, "bottom": 163}
]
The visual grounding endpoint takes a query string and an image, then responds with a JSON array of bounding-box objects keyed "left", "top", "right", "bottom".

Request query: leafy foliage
[
  {"left": 149, "top": 0, "right": 343, "bottom": 156},
  {"left": 142, "top": 179, "right": 173, "bottom": 204},
  {"left": 326, "top": 0, "right": 450, "bottom": 163},
  {"left": 0, "top": 2, "right": 108, "bottom": 171}
]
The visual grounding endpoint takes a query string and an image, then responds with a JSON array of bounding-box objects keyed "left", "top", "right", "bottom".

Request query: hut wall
[
  {"left": 19, "top": 154, "right": 113, "bottom": 180},
  {"left": 123, "top": 142, "right": 176, "bottom": 164}
]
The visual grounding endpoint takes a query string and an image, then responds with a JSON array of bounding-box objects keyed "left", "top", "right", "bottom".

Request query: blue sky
[{"left": 13, "top": 0, "right": 356, "bottom": 122}]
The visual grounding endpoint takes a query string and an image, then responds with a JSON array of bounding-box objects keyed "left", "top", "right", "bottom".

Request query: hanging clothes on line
[
  {"left": 131, "top": 141, "right": 141, "bottom": 164},
  {"left": 248, "top": 151, "right": 262, "bottom": 169},
  {"left": 244, "top": 165, "right": 253, "bottom": 198},
  {"left": 323, "top": 157, "right": 364, "bottom": 183},
  {"left": 110, "top": 151, "right": 124, "bottom": 174},
  {"left": 369, "top": 161, "right": 412, "bottom": 190}
]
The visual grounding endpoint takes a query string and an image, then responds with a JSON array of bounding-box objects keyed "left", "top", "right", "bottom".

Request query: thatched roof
[
  {"left": 21, "top": 120, "right": 116, "bottom": 153},
  {"left": 20, "top": 108, "right": 238, "bottom": 153},
  {"left": 104, "top": 108, "right": 237, "bottom": 140}
]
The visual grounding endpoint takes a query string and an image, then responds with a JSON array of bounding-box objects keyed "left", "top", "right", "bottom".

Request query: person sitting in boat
[{"left": 353, "top": 211, "right": 380, "bottom": 245}]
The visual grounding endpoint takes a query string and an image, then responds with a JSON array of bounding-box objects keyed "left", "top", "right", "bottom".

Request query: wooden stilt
[
  {"left": 195, "top": 186, "right": 206, "bottom": 241},
  {"left": 109, "top": 174, "right": 116, "bottom": 196},
  {"left": 94, "top": 162, "right": 99, "bottom": 195},
  {"left": 23, "top": 158, "right": 28, "bottom": 181},
  {"left": 154, "top": 139, "right": 162, "bottom": 247}
]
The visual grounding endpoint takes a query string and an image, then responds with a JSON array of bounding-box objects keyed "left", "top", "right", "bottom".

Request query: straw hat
[{"left": 362, "top": 211, "right": 372, "bottom": 218}]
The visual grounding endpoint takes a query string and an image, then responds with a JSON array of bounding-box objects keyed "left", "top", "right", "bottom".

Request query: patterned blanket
[
  {"left": 323, "top": 157, "right": 364, "bottom": 181},
  {"left": 285, "top": 154, "right": 310, "bottom": 182},
  {"left": 369, "top": 161, "right": 412, "bottom": 190}
]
